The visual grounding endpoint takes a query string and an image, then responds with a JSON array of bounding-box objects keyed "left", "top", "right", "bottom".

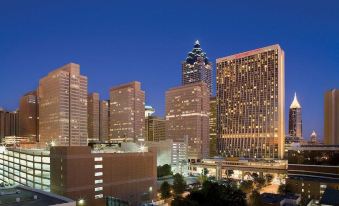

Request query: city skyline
[{"left": 1, "top": 1, "right": 339, "bottom": 140}]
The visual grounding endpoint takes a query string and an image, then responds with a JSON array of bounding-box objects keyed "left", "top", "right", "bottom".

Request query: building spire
[
  {"left": 195, "top": 40, "right": 200, "bottom": 45},
  {"left": 290, "top": 92, "right": 301, "bottom": 109}
]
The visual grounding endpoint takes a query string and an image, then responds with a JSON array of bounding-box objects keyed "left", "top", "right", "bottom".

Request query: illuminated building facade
[
  {"left": 216, "top": 44, "right": 285, "bottom": 159},
  {"left": 310, "top": 130, "right": 318, "bottom": 144},
  {"left": 88, "top": 93, "right": 100, "bottom": 141},
  {"left": 182, "top": 40, "right": 212, "bottom": 94},
  {"left": 99, "top": 100, "right": 109, "bottom": 141},
  {"left": 145, "top": 116, "right": 166, "bottom": 142},
  {"left": 165, "top": 82, "right": 210, "bottom": 161},
  {"left": 38, "top": 63, "right": 88, "bottom": 146},
  {"left": 144, "top": 105, "right": 155, "bottom": 117},
  {"left": 109, "top": 81, "right": 145, "bottom": 142},
  {"left": 324, "top": 89, "right": 339, "bottom": 145},
  {"left": 19, "top": 91, "right": 39, "bottom": 141},
  {"left": 209, "top": 96, "right": 217, "bottom": 157},
  {"left": 289, "top": 93, "right": 302, "bottom": 139}
]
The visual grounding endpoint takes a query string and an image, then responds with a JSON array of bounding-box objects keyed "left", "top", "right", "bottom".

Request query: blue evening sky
[{"left": 1, "top": 1, "right": 339, "bottom": 140}]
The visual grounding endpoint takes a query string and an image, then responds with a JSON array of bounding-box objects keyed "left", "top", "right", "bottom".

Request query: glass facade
[{"left": 0, "top": 148, "right": 50, "bottom": 191}]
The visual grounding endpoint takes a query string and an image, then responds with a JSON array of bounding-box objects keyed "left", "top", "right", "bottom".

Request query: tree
[
  {"left": 173, "top": 173, "right": 186, "bottom": 195},
  {"left": 254, "top": 177, "right": 266, "bottom": 189},
  {"left": 278, "top": 183, "right": 293, "bottom": 194},
  {"left": 226, "top": 169, "right": 234, "bottom": 178},
  {"left": 198, "top": 168, "right": 209, "bottom": 184},
  {"left": 157, "top": 164, "right": 172, "bottom": 178},
  {"left": 173, "top": 181, "right": 246, "bottom": 206},
  {"left": 240, "top": 180, "right": 254, "bottom": 194},
  {"left": 251, "top": 173, "right": 259, "bottom": 179},
  {"left": 160, "top": 181, "right": 171, "bottom": 199},
  {"left": 265, "top": 174, "right": 274, "bottom": 184},
  {"left": 249, "top": 190, "right": 263, "bottom": 206}
]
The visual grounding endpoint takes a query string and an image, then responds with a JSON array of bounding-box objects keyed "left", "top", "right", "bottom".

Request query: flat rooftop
[{"left": 0, "top": 185, "right": 74, "bottom": 206}]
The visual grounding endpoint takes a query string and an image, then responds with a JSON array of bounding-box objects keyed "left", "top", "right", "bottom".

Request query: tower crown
[
  {"left": 290, "top": 93, "right": 301, "bottom": 109},
  {"left": 185, "top": 40, "right": 209, "bottom": 65}
]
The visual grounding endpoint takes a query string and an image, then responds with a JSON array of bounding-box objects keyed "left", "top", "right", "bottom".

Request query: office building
[
  {"left": 88, "top": 93, "right": 100, "bottom": 141},
  {"left": 166, "top": 82, "right": 210, "bottom": 161},
  {"left": 50, "top": 146, "right": 156, "bottom": 206},
  {"left": 99, "top": 100, "right": 109, "bottom": 141},
  {"left": 182, "top": 40, "right": 212, "bottom": 94},
  {"left": 171, "top": 137, "right": 188, "bottom": 175},
  {"left": 145, "top": 116, "right": 166, "bottom": 142},
  {"left": 209, "top": 96, "right": 217, "bottom": 157},
  {"left": 310, "top": 130, "right": 318, "bottom": 144},
  {"left": 216, "top": 44, "right": 285, "bottom": 159},
  {"left": 145, "top": 105, "right": 155, "bottom": 117},
  {"left": 19, "top": 91, "right": 39, "bottom": 141},
  {"left": 38, "top": 63, "right": 88, "bottom": 146},
  {"left": 0, "top": 109, "right": 19, "bottom": 140},
  {"left": 289, "top": 93, "right": 302, "bottom": 139},
  {"left": 109, "top": 81, "right": 145, "bottom": 142},
  {"left": 324, "top": 89, "right": 339, "bottom": 145}
]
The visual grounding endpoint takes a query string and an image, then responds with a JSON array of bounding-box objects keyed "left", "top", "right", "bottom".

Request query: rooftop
[{"left": 320, "top": 188, "right": 339, "bottom": 206}]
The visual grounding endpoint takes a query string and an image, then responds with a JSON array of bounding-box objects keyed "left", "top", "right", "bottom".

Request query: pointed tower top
[
  {"left": 290, "top": 92, "right": 301, "bottom": 109},
  {"left": 195, "top": 40, "right": 200, "bottom": 45},
  {"left": 311, "top": 130, "right": 317, "bottom": 137}
]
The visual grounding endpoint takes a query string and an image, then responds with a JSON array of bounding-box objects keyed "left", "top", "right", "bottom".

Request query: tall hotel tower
[
  {"left": 182, "top": 40, "right": 212, "bottom": 94},
  {"left": 19, "top": 90, "right": 39, "bottom": 141},
  {"left": 216, "top": 45, "right": 285, "bottom": 159},
  {"left": 38, "top": 63, "right": 88, "bottom": 146},
  {"left": 288, "top": 93, "right": 302, "bottom": 139},
  {"left": 109, "top": 81, "right": 145, "bottom": 142},
  {"left": 166, "top": 82, "right": 210, "bottom": 161},
  {"left": 324, "top": 89, "right": 339, "bottom": 145},
  {"left": 88, "top": 93, "right": 100, "bottom": 141}
]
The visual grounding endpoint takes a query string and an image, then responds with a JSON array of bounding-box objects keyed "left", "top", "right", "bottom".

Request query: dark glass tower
[
  {"left": 182, "top": 40, "right": 212, "bottom": 95},
  {"left": 289, "top": 93, "right": 302, "bottom": 139}
]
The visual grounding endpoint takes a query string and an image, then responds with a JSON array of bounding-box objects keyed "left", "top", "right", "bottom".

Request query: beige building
[
  {"left": 165, "top": 82, "right": 210, "bottom": 161},
  {"left": 324, "top": 89, "right": 339, "bottom": 145},
  {"left": 99, "top": 100, "right": 109, "bottom": 141},
  {"left": 209, "top": 96, "right": 217, "bottom": 157},
  {"left": 88, "top": 93, "right": 100, "bottom": 141},
  {"left": 109, "top": 81, "right": 145, "bottom": 142},
  {"left": 216, "top": 44, "right": 285, "bottom": 159},
  {"left": 19, "top": 91, "right": 39, "bottom": 141},
  {"left": 38, "top": 63, "right": 88, "bottom": 146},
  {"left": 145, "top": 116, "right": 166, "bottom": 142}
]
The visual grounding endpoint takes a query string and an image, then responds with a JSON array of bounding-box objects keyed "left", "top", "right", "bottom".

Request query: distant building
[
  {"left": 171, "top": 137, "right": 188, "bottom": 175},
  {"left": 216, "top": 44, "right": 285, "bottom": 159},
  {"left": 182, "top": 40, "right": 212, "bottom": 94},
  {"left": 19, "top": 90, "right": 39, "bottom": 142},
  {"left": 310, "top": 130, "right": 318, "bottom": 144},
  {"left": 289, "top": 93, "right": 302, "bottom": 139},
  {"left": 324, "top": 89, "right": 339, "bottom": 145},
  {"left": 38, "top": 63, "right": 88, "bottom": 146},
  {"left": 145, "top": 139, "right": 172, "bottom": 166},
  {"left": 166, "top": 82, "right": 210, "bottom": 161},
  {"left": 261, "top": 193, "right": 301, "bottom": 206},
  {"left": 109, "top": 81, "right": 145, "bottom": 142},
  {"left": 0, "top": 109, "right": 19, "bottom": 140},
  {"left": 209, "top": 96, "right": 217, "bottom": 157},
  {"left": 145, "top": 116, "right": 166, "bottom": 142},
  {"left": 99, "top": 100, "right": 109, "bottom": 141},
  {"left": 145, "top": 105, "right": 155, "bottom": 117},
  {"left": 88, "top": 93, "right": 100, "bottom": 141}
]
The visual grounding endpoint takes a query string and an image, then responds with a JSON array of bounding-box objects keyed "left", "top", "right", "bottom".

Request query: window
[
  {"left": 95, "top": 194, "right": 103, "bottom": 199},
  {"left": 95, "top": 187, "right": 103, "bottom": 192},
  {"left": 95, "top": 172, "right": 103, "bottom": 177},
  {"left": 95, "top": 164, "right": 103, "bottom": 169},
  {"left": 95, "top": 179, "right": 103, "bottom": 184},
  {"left": 94, "top": 157, "right": 102, "bottom": 162}
]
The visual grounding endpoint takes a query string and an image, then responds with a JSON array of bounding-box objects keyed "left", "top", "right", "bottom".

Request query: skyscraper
[
  {"left": 99, "top": 100, "right": 109, "bottom": 141},
  {"left": 288, "top": 93, "right": 302, "bottom": 139},
  {"left": 145, "top": 116, "right": 166, "bottom": 142},
  {"left": 38, "top": 63, "right": 88, "bottom": 146},
  {"left": 216, "top": 44, "right": 285, "bottom": 159},
  {"left": 209, "top": 96, "right": 217, "bottom": 157},
  {"left": 0, "top": 109, "right": 19, "bottom": 139},
  {"left": 182, "top": 40, "right": 212, "bottom": 94},
  {"left": 109, "top": 81, "right": 145, "bottom": 142},
  {"left": 310, "top": 130, "right": 318, "bottom": 144},
  {"left": 324, "top": 89, "right": 339, "bottom": 145},
  {"left": 88, "top": 93, "right": 100, "bottom": 141},
  {"left": 166, "top": 82, "right": 210, "bottom": 161},
  {"left": 19, "top": 90, "right": 39, "bottom": 141}
]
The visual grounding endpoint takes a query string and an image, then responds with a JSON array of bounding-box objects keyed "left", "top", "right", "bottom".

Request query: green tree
[
  {"left": 160, "top": 181, "right": 171, "bottom": 199},
  {"left": 157, "top": 164, "right": 172, "bottom": 178},
  {"left": 173, "top": 173, "right": 186, "bottom": 195},
  {"left": 249, "top": 190, "right": 263, "bottom": 206},
  {"left": 226, "top": 169, "right": 234, "bottom": 178},
  {"left": 198, "top": 168, "right": 209, "bottom": 184},
  {"left": 254, "top": 177, "right": 266, "bottom": 189},
  {"left": 240, "top": 180, "right": 254, "bottom": 194},
  {"left": 265, "top": 174, "right": 274, "bottom": 184}
]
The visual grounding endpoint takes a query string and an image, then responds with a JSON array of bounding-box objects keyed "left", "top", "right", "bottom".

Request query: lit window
[
  {"left": 95, "top": 187, "right": 103, "bottom": 192},
  {"left": 95, "top": 194, "right": 103, "bottom": 199},
  {"left": 95, "top": 179, "right": 103, "bottom": 184},
  {"left": 95, "top": 164, "right": 103, "bottom": 169},
  {"left": 95, "top": 172, "right": 103, "bottom": 177},
  {"left": 94, "top": 157, "right": 102, "bottom": 162}
]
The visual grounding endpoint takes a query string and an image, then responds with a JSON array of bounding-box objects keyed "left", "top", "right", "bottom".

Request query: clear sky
[{"left": 1, "top": 1, "right": 339, "bottom": 140}]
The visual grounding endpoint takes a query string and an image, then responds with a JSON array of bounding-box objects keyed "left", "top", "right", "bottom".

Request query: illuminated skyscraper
[
  {"left": 145, "top": 116, "right": 166, "bottom": 142},
  {"left": 38, "top": 63, "right": 88, "bottom": 146},
  {"left": 216, "top": 44, "right": 285, "bottom": 159},
  {"left": 310, "top": 130, "right": 318, "bottom": 144},
  {"left": 288, "top": 93, "right": 302, "bottom": 139},
  {"left": 88, "top": 93, "right": 100, "bottom": 141},
  {"left": 109, "top": 81, "right": 145, "bottom": 142},
  {"left": 99, "top": 100, "right": 109, "bottom": 141},
  {"left": 166, "top": 82, "right": 210, "bottom": 161},
  {"left": 0, "top": 109, "right": 19, "bottom": 139},
  {"left": 19, "top": 90, "right": 39, "bottom": 141},
  {"left": 209, "top": 96, "right": 217, "bottom": 157},
  {"left": 324, "top": 89, "right": 339, "bottom": 145},
  {"left": 182, "top": 40, "right": 212, "bottom": 94}
]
